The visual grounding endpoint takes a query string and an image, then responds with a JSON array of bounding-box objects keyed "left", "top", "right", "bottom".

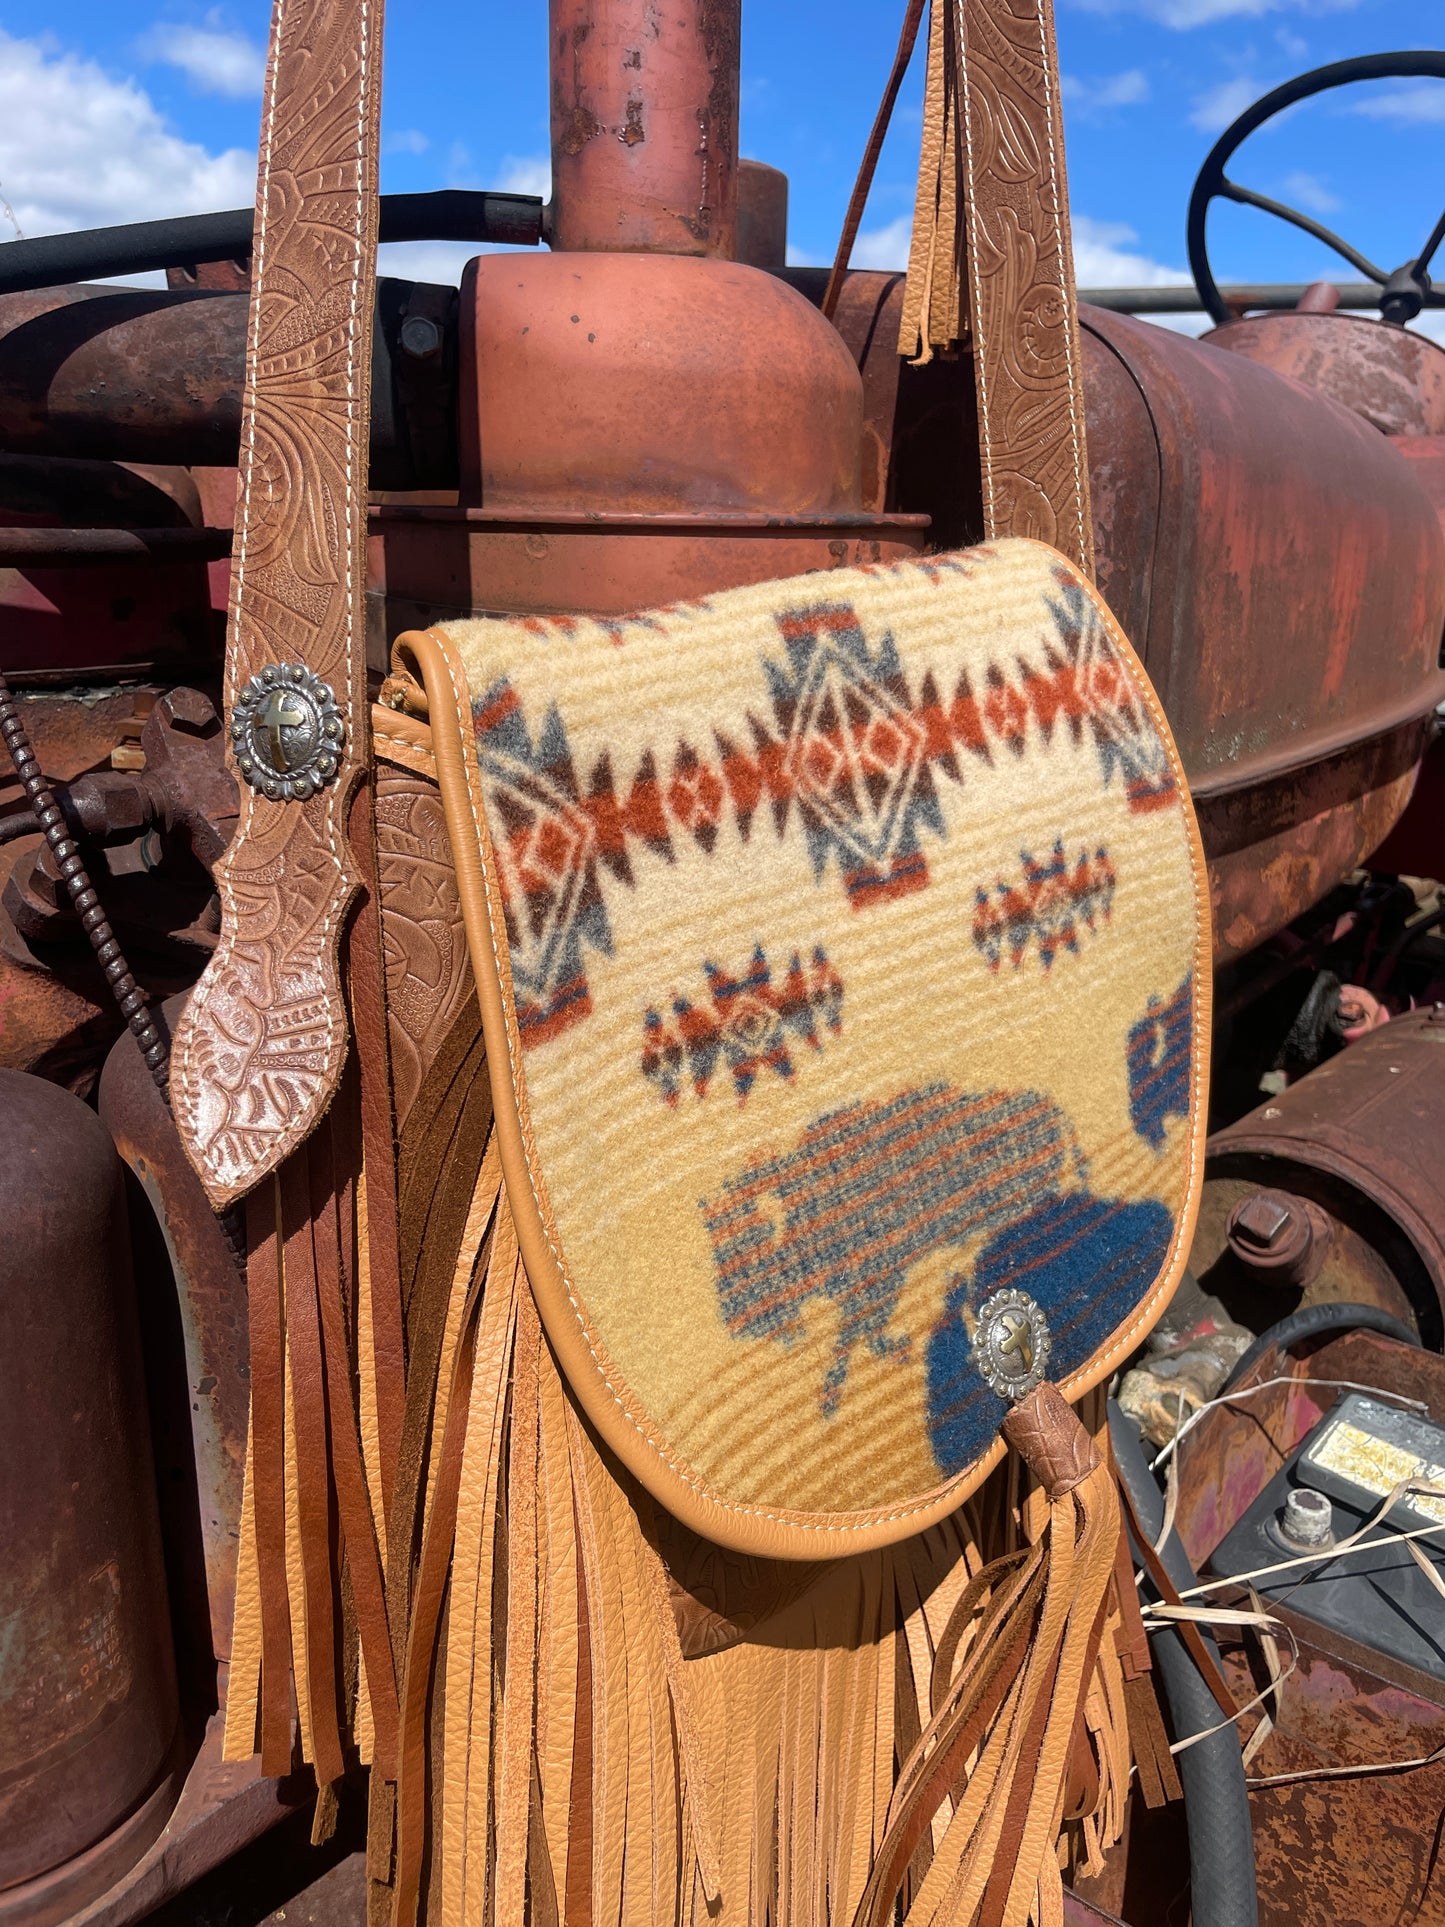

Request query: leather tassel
[
  {"left": 848, "top": 1385, "right": 1120, "bottom": 1927},
  {"left": 898, "top": 0, "right": 966, "bottom": 362}
]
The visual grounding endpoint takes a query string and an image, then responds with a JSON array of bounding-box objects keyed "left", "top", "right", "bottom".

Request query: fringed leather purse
[
  {"left": 360, "top": 533, "right": 1210, "bottom": 1926},
  {"left": 182, "top": 0, "right": 1212, "bottom": 1920}
]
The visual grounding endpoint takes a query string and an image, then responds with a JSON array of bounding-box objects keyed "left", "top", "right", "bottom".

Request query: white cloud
[
  {"left": 374, "top": 240, "right": 476, "bottom": 285},
  {"left": 1061, "top": 68, "right": 1150, "bottom": 114},
  {"left": 498, "top": 154, "right": 552, "bottom": 199},
  {"left": 1352, "top": 81, "right": 1445, "bottom": 126},
  {"left": 851, "top": 214, "right": 913, "bottom": 272},
  {"left": 138, "top": 17, "right": 265, "bottom": 99},
  {"left": 0, "top": 27, "right": 255, "bottom": 243},
  {"left": 385, "top": 128, "right": 430, "bottom": 157},
  {"left": 1071, "top": 215, "right": 1193, "bottom": 289},
  {"left": 1280, "top": 169, "right": 1339, "bottom": 215},
  {"left": 827, "top": 210, "right": 1194, "bottom": 302},
  {"left": 1190, "top": 75, "right": 1267, "bottom": 131},
  {"left": 1070, "top": 0, "right": 1361, "bottom": 25}
]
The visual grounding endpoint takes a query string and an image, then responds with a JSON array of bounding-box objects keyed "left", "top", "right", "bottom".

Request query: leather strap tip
[{"left": 1000, "top": 1382, "right": 1103, "bottom": 1499}]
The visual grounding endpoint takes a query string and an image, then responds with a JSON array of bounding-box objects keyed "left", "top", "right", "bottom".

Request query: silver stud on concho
[
  {"left": 973, "top": 1289, "right": 1051, "bottom": 1403},
  {"left": 230, "top": 662, "right": 345, "bottom": 800}
]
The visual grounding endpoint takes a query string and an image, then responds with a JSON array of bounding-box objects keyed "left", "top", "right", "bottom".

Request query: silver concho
[
  {"left": 973, "top": 1289, "right": 1051, "bottom": 1403},
  {"left": 231, "top": 663, "right": 345, "bottom": 801}
]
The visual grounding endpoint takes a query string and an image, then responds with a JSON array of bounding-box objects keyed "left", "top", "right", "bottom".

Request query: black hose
[
  {"left": 1109, "top": 1402, "right": 1259, "bottom": 1927},
  {"left": 0, "top": 190, "right": 544, "bottom": 299},
  {"left": 0, "top": 674, "right": 170, "bottom": 1097},
  {"left": 1224, "top": 1301, "right": 1420, "bottom": 1396}
]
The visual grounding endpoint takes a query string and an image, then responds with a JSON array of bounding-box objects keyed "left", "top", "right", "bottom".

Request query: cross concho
[
  {"left": 231, "top": 663, "right": 345, "bottom": 801},
  {"left": 973, "top": 1289, "right": 1051, "bottom": 1403}
]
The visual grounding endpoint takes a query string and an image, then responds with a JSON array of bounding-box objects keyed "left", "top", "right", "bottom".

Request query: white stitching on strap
[{"left": 1034, "top": 0, "right": 1089, "bottom": 566}]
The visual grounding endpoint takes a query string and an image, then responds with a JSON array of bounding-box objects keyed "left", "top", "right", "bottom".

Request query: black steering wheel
[{"left": 1187, "top": 52, "right": 1445, "bottom": 328}]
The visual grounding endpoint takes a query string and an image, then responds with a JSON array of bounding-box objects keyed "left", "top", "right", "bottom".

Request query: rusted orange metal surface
[
  {"left": 1205, "top": 309, "right": 1445, "bottom": 438},
  {"left": 1079, "top": 306, "right": 1445, "bottom": 959},
  {"left": 1206, "top": 1005, "right": 1445, "bottom": 1340},
  {"left": 548, "top": 0, "right": 740, "bottom": 257}
]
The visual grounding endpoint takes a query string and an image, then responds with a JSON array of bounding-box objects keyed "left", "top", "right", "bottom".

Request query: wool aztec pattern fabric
[{"left": 438, "top": 539, "right": 1207, "bottom": 1528}]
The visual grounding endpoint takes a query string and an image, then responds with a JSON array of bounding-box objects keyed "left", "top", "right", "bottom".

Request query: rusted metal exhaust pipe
[
  {"left": 0, "top": 286, "right": 245, "bottom": 465},
  {"left": 548, "top": 0, "right": 741, "bottom": 257},
  {"left": 0, "top": 280, "right": 459, "bottom": 485}
]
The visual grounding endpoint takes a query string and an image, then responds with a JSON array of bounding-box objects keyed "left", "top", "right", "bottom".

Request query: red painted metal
[
  {"left": 370, "top": 240, "right": 929, "bottom": 628},
  {"left": 547, "top": 0, "right": 740, "bottom": 258},
  {"left": 1079, "top": 305, "right": 1445, "bottom": 960},
  {"left": 1204, "top": 309, "right": 1445, "bottom": 438}
]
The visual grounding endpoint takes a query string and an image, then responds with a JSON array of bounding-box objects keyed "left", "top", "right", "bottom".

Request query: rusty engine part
[
  {"left": 0, "top": 1072, "right": 180, "bottom": 1911},
  {"left": 98, "top": 998, "right": 250, "bottom": 1695},
  {"left": 1225, "top": 1189, "right": 1335, "bottom": 1292},
  {"left": 0, "top": 683, "right": 236, "bottom": 1094},
  {"left": 0, "top": 671, "right": 173, "bottom": 1091},
  {"left": 1205, "top": 309, "right": 1445, "bottom": 440},
  {"left": 1191, "top": 1006, "right": 1445, "bottom": 1348}
]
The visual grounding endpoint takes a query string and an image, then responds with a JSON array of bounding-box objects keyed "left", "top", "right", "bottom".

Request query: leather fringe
[
  {"left": 898, "top": 0, "right": 966, "bottom": 363},
  {"left": 222, "top": 1080, "right": 400, "bottom": 1786},
  {"left": 360, "top": 1139, "right": 1142, "bottom": 1927}
]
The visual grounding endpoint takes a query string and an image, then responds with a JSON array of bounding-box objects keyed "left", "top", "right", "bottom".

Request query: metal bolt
[
  {"left": 399, "top": 314, "right": 442, "bottom": 359},
  {"left": 1232, "top": 1191, "right": 1294, "bottom": 1251},
  {"left": 1279, "top": 1486, "right": 1334, "bottom": 1549},
  {"left": 1226, "top": 1187, "right": 1332, "bottom": 1288}
]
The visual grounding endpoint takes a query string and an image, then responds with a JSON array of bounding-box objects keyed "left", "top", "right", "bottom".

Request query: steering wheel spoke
[
  {"left": 1218, "top": 179, "right": 1388, "bottom": 285},
  {"left": 1188, "top": 52, "right": 1445, "bottom": 326}
]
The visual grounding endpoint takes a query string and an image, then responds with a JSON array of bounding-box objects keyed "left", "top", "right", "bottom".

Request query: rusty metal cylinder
[
  {"left": 548, "top": 0, "right": 740, "bottom": 256},
  {"left": 0, "top": 286, "right": 244, "bottom": 465},
  {"left": 736, "top": 159, "right": 788, "bottom": 269},
  {"left": 0, "top": 1071, "right": 177, "bottom": 1890}
]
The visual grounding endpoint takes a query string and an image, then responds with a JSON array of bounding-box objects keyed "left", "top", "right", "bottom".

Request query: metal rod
[
  {"left": 0, "top": 528, "right": 233, "bottom": 564},
  {"left": 0, "top": 191, "right": 545, "bottom": 299},
  {"left": 1079, "top": 281, "right": 1445, "bottom": 315}
]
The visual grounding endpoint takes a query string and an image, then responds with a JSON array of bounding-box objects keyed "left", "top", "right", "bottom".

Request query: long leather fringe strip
[
  {"left": 396, "top": 1148, "right": 513, "bottom": 1927},
  {"left": 899, "top": 0, "right": 964, "bottom": 361},
  {"left": 245, "top": 1177, "right": 295, "bottom": 1777},
  {"left": 384, "top": 1246, "right": 1137, "bottom": 1927},
  {"left": 222, "top": 1428, "right": 264, "bottom": 1761},
  {"left": 312, "top": 1106, "right": 400, "bottom": 1776},
  {"left": 348, "top": 780, "right": 408, "bottom": 1520},
  {"left": 280, "top": 1150, "right": 346, "bottom": 1788}
]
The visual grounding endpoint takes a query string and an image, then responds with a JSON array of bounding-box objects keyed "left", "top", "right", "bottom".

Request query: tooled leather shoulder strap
[
  {"left": 896, "top": 0, "right": 1093, "bottom": 577},
  {"left": 171, "top": 0, "right": 384, "bottom": 1207},
  {"left": 960, "top": 0, "right": 1093, "bottom": 575}
]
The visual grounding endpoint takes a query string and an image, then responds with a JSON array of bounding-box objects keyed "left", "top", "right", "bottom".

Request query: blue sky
[{"left": 0, "top": 0, "right": 1441, "bottom": 313}]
